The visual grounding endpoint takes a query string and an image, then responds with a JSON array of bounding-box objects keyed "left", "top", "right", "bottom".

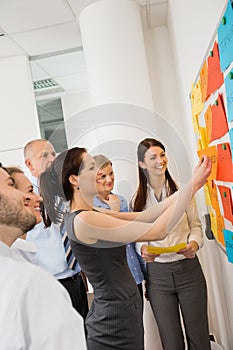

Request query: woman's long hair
[
  {"left": 40, "top": 147, "right": 86, "bottom": 226},
  {"left": 132, "top": 138, "right": 178, "bottom": 212}
]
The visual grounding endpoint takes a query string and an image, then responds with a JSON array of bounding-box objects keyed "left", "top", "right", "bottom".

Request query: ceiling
[{"left": 0, "top": 0, "right": 168, "bottom": 97}]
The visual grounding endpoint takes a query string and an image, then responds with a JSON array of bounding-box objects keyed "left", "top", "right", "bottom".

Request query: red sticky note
[
  {"left": 216, "top": 143, "right": 233, "bottom": 181},
  {"left": 210, "top": 93, "right": 228, "bottom": 141},
  {"left": 217, "top": 185, "right": 233, "bottom": 224},
  {"left": 206, "top": 41, "right": 224, "bottom": 96},
  {"left": 204, "top": 105, "right": 212, "bottom": 144}
]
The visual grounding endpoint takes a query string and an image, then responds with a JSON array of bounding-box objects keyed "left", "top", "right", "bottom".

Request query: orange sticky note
[
  {"left": 206, "top": 41, "right": 224, "bottom": 96},
  {"left": 216, "top": 211, "right": 225, "bottom": 246},
  {"left": 217, "top": 185, "right": 233, "bottom": 224},
  {"left": 216, "top": 143, "right": 233, "bottom": 181},
  {"left": 199, "top": 60, "right": 209, "bottom": 102},
  {"left": 210, "top": 93, "right": 228, "bottom": 141},
  {"left": 207, "top": 179, "right": 221, "bottom": 213},
  {"left": 197, "top": 146, "right": 217, "bottom": 180},
  {"left": 209, "top": 208, "right": 225, "bottom": 246},
  {"left": 204, "top": 105, "right": 212, "bottom": 144}
]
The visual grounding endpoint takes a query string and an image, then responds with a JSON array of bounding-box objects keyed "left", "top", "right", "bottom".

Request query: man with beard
[{"left": 0, "top": 164, "right": 86, "bottom": 350}]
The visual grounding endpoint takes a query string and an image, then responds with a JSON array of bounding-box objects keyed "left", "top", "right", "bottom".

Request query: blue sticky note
[
  {"left": 217, "top": 0, "right": 233, "bottom": 72},
  {"left": 225, "top": 71, "right": 233, "bottom": 122},
  {"left": 223, "top": 229, "right": 233, "bottom": 263},
  {"left": 228, "top": 128, "right": 233, "bottom": 161}
]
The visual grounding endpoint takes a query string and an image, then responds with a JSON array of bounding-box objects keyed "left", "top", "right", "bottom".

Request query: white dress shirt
[
  {"left": 136, "top": 184, "right": 203, "bottom": 263},
  {"left": 27, "top": 175, "right": 80, "bottom": 278},
  {"left": 11, "top": 238, "right": 38, "bottom": 263},
  {"left": 26, "top": 221, "right": 80, "bottom": 278},
  {"left": 0, "top": 241, "right": 86, "bottom": 350}
]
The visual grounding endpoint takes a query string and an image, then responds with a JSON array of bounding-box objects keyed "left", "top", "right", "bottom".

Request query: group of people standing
[{"left": 0, "top": 136, "right": 212, "bottom": 349}]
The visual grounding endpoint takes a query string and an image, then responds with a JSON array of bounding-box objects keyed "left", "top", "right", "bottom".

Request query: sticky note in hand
[{"left": 147, "top": 242, "right": 187, "bottom": 254}]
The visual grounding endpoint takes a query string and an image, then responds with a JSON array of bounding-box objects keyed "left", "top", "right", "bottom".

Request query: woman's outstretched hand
[{"left": 192, "top": 156, "right": 212, "bottom": 192}]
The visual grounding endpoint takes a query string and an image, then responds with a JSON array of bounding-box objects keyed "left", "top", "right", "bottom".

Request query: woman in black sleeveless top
[{"left": 40, "top": 147, "right": 211, "bottom": 350}]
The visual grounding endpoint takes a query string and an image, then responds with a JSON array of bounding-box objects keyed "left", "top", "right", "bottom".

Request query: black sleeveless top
[
  {"left": 64, "top": 210, "right": 144, "bottom": 350},
  {"left": 64, "top": 210, "right": 137, "bottom": 300}
]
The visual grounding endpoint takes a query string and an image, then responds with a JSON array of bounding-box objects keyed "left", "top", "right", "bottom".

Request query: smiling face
[
  {"left": 0, "top": 168, "right": 36, "bottom": 237},
  {"left": 12, "top": 172, "right": 42, "bottom": 224},
  {"left": 96, "top": 163, "right": 114, "bottom": 198},
  {"left": 77, "top": 152, "right": 98, "bottom": 199},
  {"left": 139, "top": 146, "right": 168, "bottom": 178}
]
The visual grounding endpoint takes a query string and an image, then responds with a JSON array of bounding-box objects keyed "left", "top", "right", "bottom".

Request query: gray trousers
[{"left": 147, "top": 256, "right": 211, "bottom": 350}]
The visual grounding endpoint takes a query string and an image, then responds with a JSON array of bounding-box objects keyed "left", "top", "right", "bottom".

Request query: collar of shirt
[
  {"left": 0, "top": 241, "right": 12, "bottom": 258},
  {"left": 11, "top": 238, "right": 37, "bottom": 253}
]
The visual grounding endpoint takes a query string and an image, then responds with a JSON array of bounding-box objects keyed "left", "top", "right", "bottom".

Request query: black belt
[{"left": 58, "top": 272, "right": 81, "bottom": 282}]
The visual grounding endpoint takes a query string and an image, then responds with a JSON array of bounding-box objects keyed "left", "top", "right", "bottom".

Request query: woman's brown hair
[
  {"left": 40, "top": 147, "right": 86, "bottom": 225},
  {"left": 132, "top": 138, "right": 178, "bottom": 212}
]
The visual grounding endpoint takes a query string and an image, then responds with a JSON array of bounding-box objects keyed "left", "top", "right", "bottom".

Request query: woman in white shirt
[{"left": 133, "top": 138, "right": 211, "bottom": 350}]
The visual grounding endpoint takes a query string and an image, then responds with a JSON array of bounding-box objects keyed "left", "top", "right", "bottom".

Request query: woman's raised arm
[{"left": 74, "top": 156, "right": 211, "bottom": 244}]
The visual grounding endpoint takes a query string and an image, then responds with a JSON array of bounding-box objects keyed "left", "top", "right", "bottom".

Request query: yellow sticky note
[
  {"left": 203, "top": 184, "right": 211, "bottom": 206},
  {"left": 210, "top": 209, "right": 217, "bottom": 237},
  {"left": 199, "top": 127, "right": 208, "bottom": 149},
  {"left": 147, "top": 242, "right": 186, "bottom": 254},
  {"left": 192, "top": 113, "right": 200, "bottom": 134},
  {"left": 191, "top": 81, "right": 204, "bottom": 116}
]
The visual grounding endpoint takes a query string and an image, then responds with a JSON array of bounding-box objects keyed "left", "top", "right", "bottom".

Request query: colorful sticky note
[
  {"left": 191, "top": 81, "right": 204, "bottom": 116},
  {"left": 204, "top": 105, "right": 212, "bottom": 144},
  {"left": 210, "top": 93, "right": 228, "bottom": 141},
  {"left": 203, "top": 184, "right": 211, "bottom": 206},
  {"left": 147, "top": 242, "right": 187, "bottom": 254},
  {"left": 216, "top": 142, "right": 233, "bottom": 181},
  {"left": 206, "top": 41, "right": 224, "bottom": 96},
  {"left": 198, "top": 127, "right": 208, "bottom": 149},
  {"left": 216, "top": 212, "right": 225, "bottom": 246},
  {"left": 197, "top": 146, "right": 217, "bottom": 180},
  {"left": 228, "top": 128, "right": 233, "bottom": 162},
  {"left": 207, "top": 179, "right": 221, "bottom": 213},
  {"left": 217, "top": 185, "right": 233, "bottom": 223},
  {"left": 199, "top": 60, "right": 209, "bottom": 102},
  {"left": 210, "top": 209, "right": 218, "bottom": 237},
  {"left": 197, "top": 138, "right": 202, "bottom": 151},
  {"left": 192, "top": 113, "right": 200, "bottom": 134},
  {"left": 217, "top": 0, "right": 233, "bottom": 72},
  {"left": 223, "top": 229, "right": 233, "bottom": 263},
  {"left": 210, "top": 208, "right": 225, "bottom": 245},
  {"left": 225, "top": 70, "right": 233, "bottom": 122}
]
